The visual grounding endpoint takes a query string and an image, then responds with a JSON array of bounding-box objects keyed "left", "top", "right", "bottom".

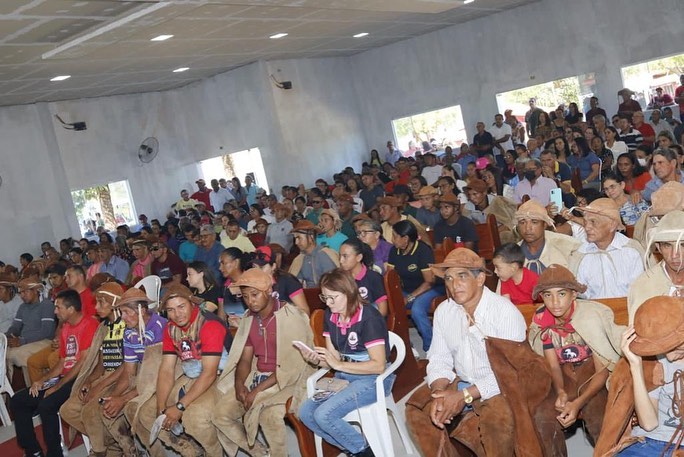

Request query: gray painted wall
[{"left": 1, "top": 0, "right": 682, "bottom": 261}]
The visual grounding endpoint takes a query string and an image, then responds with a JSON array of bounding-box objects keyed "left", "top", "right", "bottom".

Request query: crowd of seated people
[{"left": 1, "top": 86, "right": 684, "bottom": 457}]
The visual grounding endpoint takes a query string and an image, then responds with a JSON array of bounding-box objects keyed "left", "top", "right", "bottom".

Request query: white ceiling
[{"left": 0, "top": 0, "right": 538, "bottom": 106}]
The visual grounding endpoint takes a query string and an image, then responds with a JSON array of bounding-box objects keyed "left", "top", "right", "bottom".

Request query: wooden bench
[
  {"left": 594, "top": 296, "right": 628, "bottom": 326},
  {"left": 384, "top": 269, "right": 428, "bottom": 401}
]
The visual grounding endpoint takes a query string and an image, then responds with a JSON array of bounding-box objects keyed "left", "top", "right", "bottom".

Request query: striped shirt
[
  {"left": 122, "top": 313, "right": 167, "bottom": 364},
  {"left": 426, "top": 288, "right": 526, "bottom": 400}
]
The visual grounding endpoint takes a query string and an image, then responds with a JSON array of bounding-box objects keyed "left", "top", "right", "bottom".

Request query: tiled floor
[{"left": 0, "top": 329, "right": 594, "bottom": 456}]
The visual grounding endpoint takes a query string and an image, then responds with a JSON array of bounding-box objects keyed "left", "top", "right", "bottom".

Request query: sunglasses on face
[
  {"left": 312, "top": 200, "right": 323, "bottom": 204},
  {"left": 151, "top": 246, "right": 161, "bottom": 251}
]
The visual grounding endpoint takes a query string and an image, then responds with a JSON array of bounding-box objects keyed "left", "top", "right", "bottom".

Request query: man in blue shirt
[
  {"left": 98, "top": 244, "right": 130, "bottom": 283},
  {"left": 194, "top": 225, "right": 224, "bottom": 281},
  {"left": 643, "top": 148, "right": 684, "bottom": 202}
]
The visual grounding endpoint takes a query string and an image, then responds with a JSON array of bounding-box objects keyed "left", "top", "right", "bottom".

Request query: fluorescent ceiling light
[
  {"left": 151, "top": 34, "right": 173, "bottom": 41},
  {"left": 50, "top": 75, "right": 71, "bottom": 81},
  {"left": 353, "top": 32, "right": 369, "bottom": 38},
  {"left": 42, "top": 2, "right": 170, "bottom": 60},
  {"left": 173, "top": 67, "right": 189, "bottom": 73},
  {"left": 269, "top": 33, "right": 288, "bottom": 39},
  {"left": 464, "top": 0, "right": 475, "bottom": 3}
]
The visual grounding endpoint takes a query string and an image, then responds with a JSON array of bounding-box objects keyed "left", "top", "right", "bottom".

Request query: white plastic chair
[
  {"left": 306, "top": 331, "right": 415, "bottom": 457},
  {"left": 0, "top": 334, "right": 14, "bottom": 426},
  {"left": 134, "top": 275, "right": 162, "bottom": 308}
]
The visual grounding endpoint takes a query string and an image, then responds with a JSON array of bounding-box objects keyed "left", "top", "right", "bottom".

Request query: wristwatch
[
  {"left": 462, "top": 388, "right": 474, "bottom": 405},
  {"left": 175, "top": 402, "right": 186, "bottom": 412}
]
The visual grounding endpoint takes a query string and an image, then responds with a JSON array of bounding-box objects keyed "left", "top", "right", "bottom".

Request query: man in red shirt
[
  {"left": 675, "top": 74, "right": 684, "bottom": 122},
  {"left": 631, "top": 111, "right": 655, "bottom": 146},
  {"left": 617, "top": 88, "right": 642, "bottom": 121},
  {"left": 11, "top": 289, "right": 99, "bottom": 457},
  {"left": 191, "top": 179, "right": 213, "bottom": 211},
  {"left": 65, "top": 265, "right": 96, "bottom": 318},
  {"left": 136, "top": 284, "right": 229, "bottom": 456}
]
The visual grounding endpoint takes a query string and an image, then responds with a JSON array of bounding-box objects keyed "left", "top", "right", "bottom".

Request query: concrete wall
[
  {"left": 351, "top": 0, "right": 684, "bottom": 149},
  {"left": 0, "top": 58, "right": 365, "bottom": 261},
  {"left": 1, "top": 0, "right": 682, "bottom": 262}
]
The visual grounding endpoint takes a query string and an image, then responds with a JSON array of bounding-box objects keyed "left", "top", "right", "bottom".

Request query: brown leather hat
[
  {"left": 631, "top": 296, "right": 684, "bottom": 356},
  {"left": 514, "top": 199, "right": 555, "bottom": 227},
  {"left": 532, "top": 264, "right": 587, "bottom": 299},
  {"left": 417, "top": 186, "right": 438, "bottom": 197},
  {"left": 290, "top": 219, "right": 317, "bottom": 234},
  {"left": 464, "top": 179, "right": 488, "bottom": 194},
  {"left": 437, "top": 193, "right": 460, "bottom": 206},
  {"left": 430, "top": 248, "right": 489, "bottom": 278},
  {"left": 377, "top": 196, "right": 402, "bottom": 207},
  {"left": 160, "top": 283, "right": 194, "bottom": 307},
  {"left": 0, "top": 273, "right": 16, "bottom": 287},
  {"left": 650, "top": 182, "right": 684, "bottom": 217},
  {"left": 95, "top": 282, "right": 125, "bottom": 307},
  {"left": 234, "top": 268, "right": 272, "bottom": 292},
  {"left": 116, "top": 287, "right": 152, "bottom": 309},
  {"left": 575, "top": 198, "right": 625, "bottom": 231}
]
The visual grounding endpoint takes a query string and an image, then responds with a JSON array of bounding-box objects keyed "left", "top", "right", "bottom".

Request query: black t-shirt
[
  {"left": 196, "top": 284, "right": 221, "bottom": 307},
  {"left": 273, "top": 272, "right": 304, "bottom": 303},
  {"left": 354, "top": 265, "right": 387, "bottom": 308},
  {"left": 323, "top": 305, "right": 389, "bottom": 362},
  {"left": 387, "top": 241, "right": 434, "bottom": 293},
  {"left": 433, "top": 216, "right": 479, "bottom": 252},
  {"left": 473, "top": 131, "right": 494, "bottom": 157}
]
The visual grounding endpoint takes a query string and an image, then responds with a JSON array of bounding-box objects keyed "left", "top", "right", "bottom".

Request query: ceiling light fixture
[
  {"left": 173, "top": 67, "right": 189, "bottom": 73},
  {"left": 464, "top": 0, "right": 475, "bottom": 3},
  {"left": 151, "top": 34, "right": 173, "bottom": 41},
  {"left": 50, "top": 75, "right": 71, "bottom": 81},
  {"left": 42, "top": 2, "right": 170, "bottom": 60},
  {"left": 353, "top": 32, "right": 369, "bottom": 38},
  {"left": 269, "top": 33, "right": 288, "bottom": 39}
]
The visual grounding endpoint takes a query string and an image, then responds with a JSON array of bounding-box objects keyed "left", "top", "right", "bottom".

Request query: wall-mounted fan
[{"left": 138, "top": 137, "right": 159, "bottom": 164}]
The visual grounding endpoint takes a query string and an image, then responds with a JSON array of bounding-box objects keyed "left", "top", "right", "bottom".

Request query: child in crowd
[
  {"left": 493, "top": 243, "right": 539, "bottom": 305},
  {"left": 528, "top": 265, "right": 624, "bottom": 444}
]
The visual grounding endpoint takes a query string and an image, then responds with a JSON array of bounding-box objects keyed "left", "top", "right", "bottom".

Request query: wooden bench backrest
[
  {"left": 303, "top": 287, "right": 326, "bottom": 313},
  {"left": 474, "top": 213, "right": 501, "bottom": 260},
  {"left": 594, "top": 297, "right": 628, "bottom": 326}
]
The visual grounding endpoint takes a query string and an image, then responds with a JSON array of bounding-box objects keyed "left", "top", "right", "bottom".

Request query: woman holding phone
[{"left": 298, "top": 269, "right": 392, "bottom": 457}]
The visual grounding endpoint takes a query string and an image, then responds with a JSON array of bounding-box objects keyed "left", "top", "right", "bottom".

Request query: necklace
[{"left": 257, "top": 299, "right": 279, "bottom": 336}]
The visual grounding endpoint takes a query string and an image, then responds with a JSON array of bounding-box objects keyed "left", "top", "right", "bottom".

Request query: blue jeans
[
  {"left": 299, "top": 372, "right": 396, "bottom": 454},
  {"left": 404, "top": 285, "right": 444, "bottom": 351},
  {"left": 618, "top": 437, "right": 677, "bottom": 456}
]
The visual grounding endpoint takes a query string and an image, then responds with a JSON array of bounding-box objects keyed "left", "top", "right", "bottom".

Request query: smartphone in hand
[{"left": 550, "top": 188, "right": 563, "bottom": 215}]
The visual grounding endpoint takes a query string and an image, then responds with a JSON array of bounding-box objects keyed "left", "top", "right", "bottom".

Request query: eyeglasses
[
  {"left": 151, "top": 246, "right": 161, "bottom": 251},
  {"left": 356, "top": 230, "right": 376, "bottom": 237},
  {"left": 319, "top": 293, "right": 341, "bottom": 304}
]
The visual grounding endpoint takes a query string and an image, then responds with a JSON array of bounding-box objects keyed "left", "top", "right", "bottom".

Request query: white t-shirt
[
  {"left": 490, "top": 123, "right": 513, "bottom": 154},
  {"left": 421, "top": 165, "right": 443, "bottom": 186},
  {"left": 632, "top": 356, "right": 684, "bottom": 443}
]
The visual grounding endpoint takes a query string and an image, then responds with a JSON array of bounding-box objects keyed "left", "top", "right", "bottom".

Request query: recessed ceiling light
[
  {"left": 269, "top": 33, "right": 288, "bottom": 39},
  {"left": 353, "top": 32, "right": 369, "bottom": 38},
  {"left": 151, "top": 34, "right": 173, "bottom": 41},
  {"left": 464, "top": 0, "right": 475, "bottom": 3},
  {"left": 173, "top": 67, "right": 189, "bottom": 73},
  {"left": 50, "top": 75, "right": 71, "bottom": 81}
]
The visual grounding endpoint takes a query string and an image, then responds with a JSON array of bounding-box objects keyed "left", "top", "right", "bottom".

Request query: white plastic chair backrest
[
  {"left": 381, "top": 331, "right": 405, "bottom": 381},
  {"left": 372, "top": 331, "right": 405, "bottom": 413},
  {"left": 0, "top": 333, "right": 8, "bottom": 389},
  {"left": 134, "top": 275, "right": 162, "bottom": 306}
]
